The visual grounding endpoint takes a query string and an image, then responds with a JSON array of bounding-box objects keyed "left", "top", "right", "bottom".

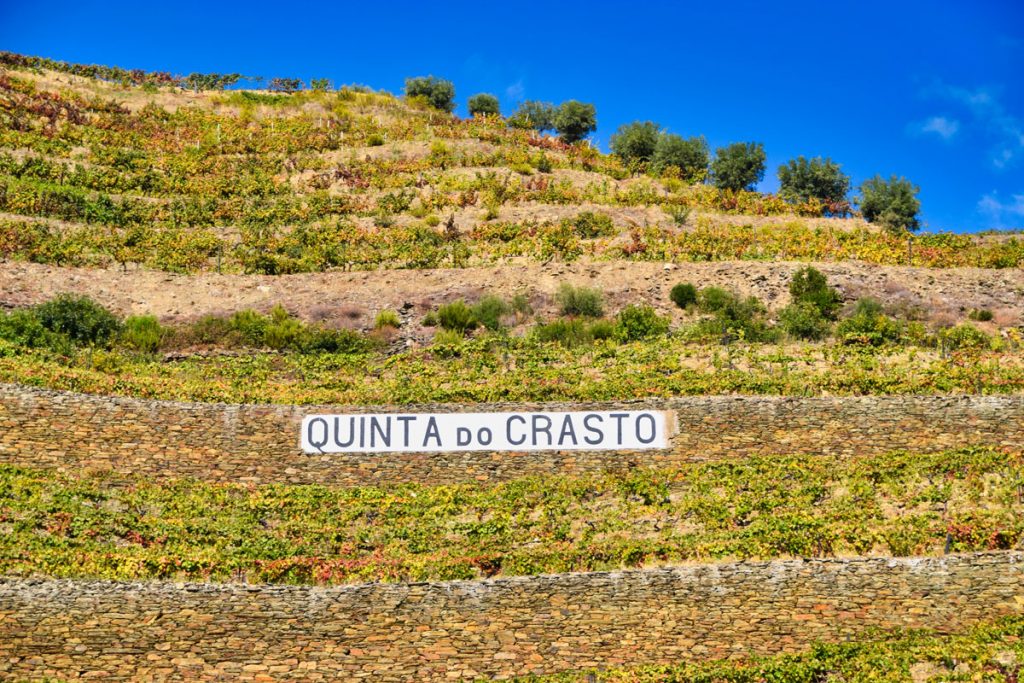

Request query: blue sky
[{"left": 1, "top": 0, "right": 1022, "bottom": 232}]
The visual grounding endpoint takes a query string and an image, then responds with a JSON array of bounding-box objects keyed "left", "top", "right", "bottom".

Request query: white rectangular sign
[{"left": 301, "top": 411, "right": 671, "bottom": 454}]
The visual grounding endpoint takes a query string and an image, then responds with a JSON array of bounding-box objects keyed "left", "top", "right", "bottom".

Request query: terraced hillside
[{"left": 0, "top": 53, "right": 1022, "bottom": 681}]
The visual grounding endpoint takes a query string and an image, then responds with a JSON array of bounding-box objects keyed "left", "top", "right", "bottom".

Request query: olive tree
[{"left": 859, "top": 175, "right": 921, "bottom": 232}]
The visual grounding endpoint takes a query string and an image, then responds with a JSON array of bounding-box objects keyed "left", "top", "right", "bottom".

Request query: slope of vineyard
[{"left": 0, "top": 52, "right": 1022, "bottom": 681}]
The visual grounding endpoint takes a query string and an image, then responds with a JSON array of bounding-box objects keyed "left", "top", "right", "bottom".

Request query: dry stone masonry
[
  {"left": 1, "top": 552, "right": 1021, "bottom": 681},
  {"left": 1, "top": 384, "right": 1022, "bottom": 485}
]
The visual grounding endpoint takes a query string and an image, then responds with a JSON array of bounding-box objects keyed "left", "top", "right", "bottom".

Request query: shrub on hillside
[
  {"left": 616, "top": 304, "right": 670, "bottom": 341},
  {"left": 34, "top": 294, "right": 120, "bottom": 346},
  {"left": 468, "top": 93, "right": 500, "bottom": 117},
  {"left": 778, "top": 302, "right": 831, "bottom": 340},
  {"left": 835, "top": 298, "right": 902, "bottom": 345},
  {"left": 374, "top": 310, "right": 401, "bottom": 330},
  {"left": 968, "top": 308, "right": 993, "bottom": 322},
  {"left": 696, "top": 286, "right": 734, "bottom": 313},
  {"left": 0, "top": 309, "right": 72, "bottom": 353},
  {"left": 940, "top": 323, "right": 989, "bottom": 350},
  {"left": 507, "top": 100, "right": 556, "bottom": 132},
  {"left": 553, "top": 101, "right": 597, "bottom": 144},
  {"left": 533, "top": 153, "right": 553, "bottom": 173},
  {"left": 789, "top": 266, "right": 841, "bottom": 319},
  {"left": 183, "top": 308, "right": 369, "bottom": 354},
  {"left": 710, "top": 142, "right": 766, "bottom": 191},
  {"left": 472, "top": 295, "right": 510, "bottom": 331},
  {"left": 533, "top": 318, "right": 593, "bottom": 347},
  {"left": 778, "top": 156, "right": 850, "bottom": 209},
  {"left": 859, "top": 175, "right": 921, "bottom": 232},
  {"left": 691, "top": 287, "right": 776, "bottom": 341},
  {"left": 610, "top": 121, "right": 660, "bottom": 165},
  {"left": 571, "top": 211, "right": 616, "bottom": 238},
  {"left": 404, "top": 76, "right": 455, "bottom": 112},
  {"left": 437, "top": 300, "right": 478, "bottom": 333},
  {"left": 120, "top": 315, "right": 165, "bottom": 354},
  {"left": 652, "top": 134, "right": 709, "bottom": 181},
  {"left": 533, "top": 317, "right": 618, "bottom": 347},
  {"left": 669, "top": 283, "right": 698, "bottom": 309},
  {"left": 556, "top": 283, "right": 604, "bottom": 317}
]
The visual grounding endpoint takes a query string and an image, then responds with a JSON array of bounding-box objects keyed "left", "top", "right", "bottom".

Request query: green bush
[
  {"left": 616, "top": 304, "right": 670, "bottom": 341},
  {"left": 0, "top": 309, "right": 72, "bottom": 353},
  {"left": 374, "top": 310, "right": 401, "bottom": 329},
  {"left": 467, "top": 93, "right": 500, "bottom": 117},
  {"left": 553, "top": 101, "right": 596, "bottom": 143},
  {"left": 533, "top": 153, "right": 553, "bottom": 173},
  {"left": 471, "top": 295, "right": 510, "bottom": 331},
  {"left": 533, "top": 317, "right": 618, "bottom": 347},
  {"left": 556, "top": 283, "right": 604, "bottom": 317},
  {"left": 779, "top": 302, "right": 831, "bottom": 340},
  {"left": 507, "top": 100, "right": 555, "bottom": 132},
  {"left": 181, "top": 308, "right": 369, "bottom": 354},
  {"left": 366, "top": 133, "right": 385, "bottom": 147},
  {"left": 859, "top": 175, "right": 921, "bottom": 232},
  {"left": 651, "top": 134, "right": 709, "bottom": 181},
  {"left": 669, "top": 283, "right": 698, "bottom": 309},
  {"left": 789, "top": 266, "right": 841, "bottom": 319},
  {"left": 533, "top": 318, "right": 593, "bottom": 347},
  {"left": 120, "top": 315, "right": 165, "bottom": 353},
  {"left": 437, "top": 300, "right": 479, "bottom": 333},
  {"left": 431, "top": 329, "right": 464, "bottom": 357},
  {"left": 34, "top": 294, "right": 121, "bottom": 346},
  {"left": 835, "top": 298, "right": 902, "bottom": 345},
  {"left": 610, "top": 121, "right": 660, "bottom": 165},
  {"left": 666, "top": 205, "right": 692, "bottom": 226},
  {"left": 510, "top": 294, "right": 533, "bottom": 317},
  {"left": 940, "top": 324, "right": 989, "bottom": 350},
  {"left": 968, "top": 308, "right": 993, "bottom": 322},
  {"left": 588, "top": 319, "right": 616, "bottom": 340},
  {"left": 710, "top": 142, "right": 766, "bottom": 191},
  {"left": 849, "top": 297, "right": 885, "bottom": 318},
  {"left": 296, "top": 326, "right": 368, "bottom": 354},
  {"left": 571, "top": 211, "right": 616, "bottom": 238},
  {"left": 228, "top": 309, "right": 268, "bottom": 346},
  {"left": 778, "top": 156, "right": 851, "bottom": 208},
  {"left": 691, "top": 287, "right": 776, "bottom": 342},
  {"left": 186, "top": 315, "right": 238, "bottom": 346},
  {"left": 264, "top": 316, "right": 305, "bottom": 351},
  {"left": 696, "top": 286, "right": 734, "bottom": 313},
  {"left": 404, "top": 76, "right": 455, "bottom": 112}
]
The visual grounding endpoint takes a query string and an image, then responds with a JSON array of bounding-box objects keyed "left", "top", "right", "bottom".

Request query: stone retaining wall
[
  {"left": 1, "top": 552, "right": 1021, "bottom": 681},
  {"left": 1, "top": 384, "right": 1021, "bottom": 485}
]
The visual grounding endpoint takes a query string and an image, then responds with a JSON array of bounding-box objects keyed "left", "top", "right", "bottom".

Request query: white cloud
[
  {"left": 504, "top": 80, "right": 525, "bottom": 102},
  {"left": 916, "top": 116, "right": 960, "bottom": 140},
  {"left": 977, "top": 191, "right": 1024, "bottom": 228},
  {"left": 923, "top": 81, "right": 1024, "bottom": 168}
]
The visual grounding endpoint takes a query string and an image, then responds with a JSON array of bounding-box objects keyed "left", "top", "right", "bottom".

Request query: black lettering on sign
[
  {"left": 478, "top": 427, "right": 493, "bottom": 446},
  {"left": 583, "top": 414, "right": 604, "bottom": 445},
  {"left": 635, "top": 413, "right": 656, "bottom": 444},
  {"left": 333, "top": 416, "right": 355, "bottom": 448},
  {"left": 396, "top": 415, "right": 415, "bottom": 449},
  {"left": 609, "top": 413, "right": 628, "bottom": 445},
  {"left": 370, "top": 416, "right": 391, "bottom": 448},
  {"left": 422, "top": 417, "right": 442, "bottom": 448},
  {"left": 307, "top": 417, "right": 328, "bottom": 452},
  {"left": 457, "top": 427, "right": 472, "bottom": 446},
  {"left": 557, "top": 414, "right": 578, "bottom": 446},
  {"left": 506, "top": 415, "right": 526, "bottom": 446},
  {"left": 532, "top": 414, "right": 552, "bottom": 447}
]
